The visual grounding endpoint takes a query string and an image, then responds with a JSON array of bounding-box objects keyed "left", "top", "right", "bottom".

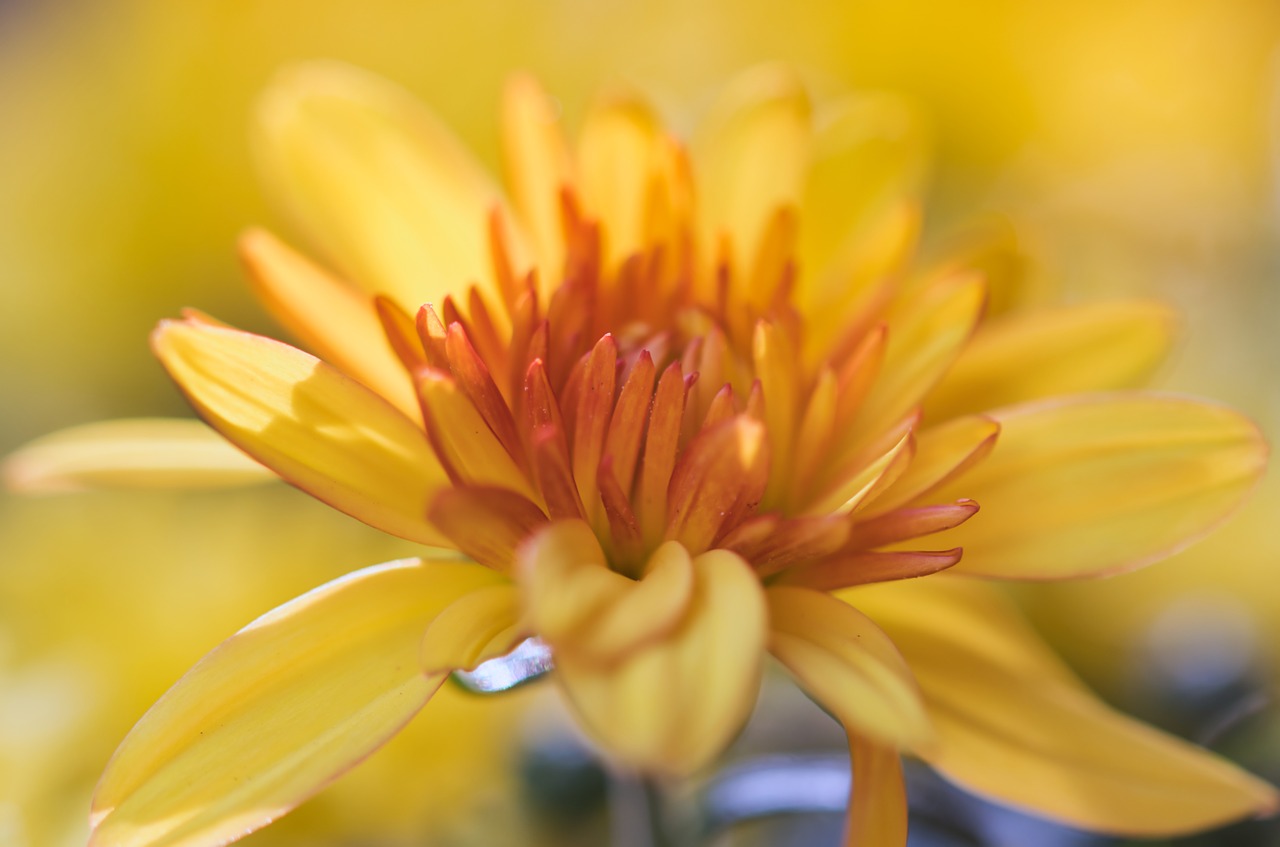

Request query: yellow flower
[{"left": 13, "top": 63, "right": 1277, "bottom": 846}]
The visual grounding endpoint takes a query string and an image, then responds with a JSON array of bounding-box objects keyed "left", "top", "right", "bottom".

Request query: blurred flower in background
[{"left": 3, "top": 1, "right": 1280, "bottom": 845}]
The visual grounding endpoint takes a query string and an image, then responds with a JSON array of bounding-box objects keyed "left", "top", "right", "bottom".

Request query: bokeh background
[{"left": 2, "top": 1, "right": 1279, "bottom": 845}]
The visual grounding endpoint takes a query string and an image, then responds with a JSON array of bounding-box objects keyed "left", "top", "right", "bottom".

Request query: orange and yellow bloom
[{"left": 11, "top": 63, "right": 1277, "bottom": 846}]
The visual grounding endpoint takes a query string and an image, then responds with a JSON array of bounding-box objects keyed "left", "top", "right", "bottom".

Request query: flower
[{"left": 15, "top": 63, "right": 1277, "bottom": 846}]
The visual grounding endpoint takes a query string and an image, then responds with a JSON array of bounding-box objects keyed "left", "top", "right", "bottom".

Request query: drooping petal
[
  {"left": 765, "top": 586, "right": 930, "bottom": 749},
  {"left": 254, "top": 61, "right": 525, "bottom": 314},
  {"left": 90, "top": 558, "right": 509, "bottom": 847},
  {"left": 2, "top": 418, "right": 273, "bottom": 492},
  {"left": 420, "top": 582, "right": 524, "bottom": 673},
  {"left": 695, "top": 65, "right": 811, "bottom": 273},
  {"left": 932, "top": 393, "right": 1268, "bottom": 579},
  {"left": 555, "top": 549, "right": 766, "bottom": 775},
  {"left": 239, "top": 229, "right": 420, "bottom": 419},
  {"left": 844, "top": 734, "right": 908, "bottom": 847},
  {"left": 519, "top": 520, "right": 694, "bottom": 665},
  {"left": 926, "top": 300, "right": 1178, "bottom": 419},
  {"left": 152, "top": 319, "right": 448, "bottom": 547},
  {"left": 851, "top": 578, "right": 1279, "bottom": 835}
]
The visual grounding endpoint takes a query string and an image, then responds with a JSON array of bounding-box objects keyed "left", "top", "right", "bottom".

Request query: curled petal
[
  {"left": 90, "top": 558, "right": 507, "bottom": 847},
  {"left": 851, "top": 578, "right": 1280, "bottom": 835},
  {"left": 3, "top": 418, "right": 272, "bottom": 493},
  {"left": 519, "top": 520, "right": 693, "bottom": 665},
  {"left": 555, "top": 549, "right": 765, "bottom": 775},
  {"left": 152, "top": 319, "right": 448, "bottom": 546}
]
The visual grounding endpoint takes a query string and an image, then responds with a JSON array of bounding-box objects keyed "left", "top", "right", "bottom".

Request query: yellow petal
[
  {"left": 239, "top": 228, "right": 420, "bottom": 419},
  {"left": 933, "top": 393, "right": 1268, "bottom": 579},
  {"left": 502, "top": 73, "right": 573, "bottom": 284},
  {"left": 91, "top": 558, "right": 508, "bottom": 847},
  {"left": 578, "top": 88, "right": 663, "bottom": 267},
  {"left": 800, "top": 91, "right": 928, "bottom": 304},
  {"left": 254, "top": 61, "right": 524, "bottom": 314},
  {"left": 555, "top": 549, "right": 766, "bottom": 775},
  {"left": 864, "top": 415, "right": 998, "bottom": 516},
  {"left": 852, "top": 273, "right": 985, "bottom": 444},
  {"left": 420, "top": 582, "right": 524, "bottom": 673},
  {"left": 152, "top": 319, "right": 448, "bottom": 547},
  {"left": 844, "top": 735, "right": 908, "bottom": 847},
  {"left": 766, "top": 586, "right": 930, "bottom": 749},
  {"left": 695, "top": 64, "right": 810, "bottom": 271},
  {"left": 519, "top": 520, "right": 694, "bottom": 665},
  {"left": 926, "top": 300, "right": 1178, "bottom": 420},
  {"left": 852, "top": 578, "right": 1279, "bottom": 835},
  {"left": 2, "top": 418, "right": 272, "bottom": 492}
]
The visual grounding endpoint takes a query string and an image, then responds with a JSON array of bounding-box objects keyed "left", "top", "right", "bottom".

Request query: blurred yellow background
[{"left": 2, "top": 0, "right": 1279, "bottom": 844}]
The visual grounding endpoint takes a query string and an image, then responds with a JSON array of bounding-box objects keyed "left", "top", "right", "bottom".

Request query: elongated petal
[
  {"left": 926, "top": 300, "right": 1178, "bottom": 419},
  {"left": 695, "top": 65, "right": 810, "bottom": 270},
  {"left": 766, "top": 586, "right": 930, "bottom": 749},
  {"left": 91, "top": 558, "right": 509, "bottom": 847},
  {"left": 3, "top": 418, "right": 273, "bottom": 492},
  {"left": 254, "top": 62, "right": 524, "bottom": 313},
  {"left": 239, "top": 228, "right": 420, "bottom": 419},
  {"left": 555, "top": 549, "right": 766, "bottom": 775},
  {"left": 800, "top": 90, "right": 927, "bottom": 305},
  {"left": 852, "top": 578, "right": 1279, "bottom": 835},
  {"left": 578, "top": 89, "right": 663, "bottom": 266},
  {"left": 152, "top": 319, "right": 448, "bottom": 547},
  {"left": 932, "top": 393, "right": 1268, "bottom": 579},
  {"left": 845, "top": 735, "right": 908, "bottom": 847},
  {"left": 502, "top": 73, "right": 573, "bottom": 282},
  {"left": 852, "top": 274, "right": 985, "bottom": 443},
  {"left": 864, "top": 415, "right": 998, "bottom": 516}
]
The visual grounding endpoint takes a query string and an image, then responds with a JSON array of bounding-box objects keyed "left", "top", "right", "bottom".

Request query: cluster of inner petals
[{"left": 380, "top": 189, "right": 977, "bottom": 588}]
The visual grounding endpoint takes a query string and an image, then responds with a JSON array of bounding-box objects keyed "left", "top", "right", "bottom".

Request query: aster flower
[{"left": 14, "top": 63, "right": 1276, "bottom": 847}]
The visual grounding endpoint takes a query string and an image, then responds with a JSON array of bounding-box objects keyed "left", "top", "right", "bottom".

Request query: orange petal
[
  {"left": 766, "top": 586, "right": 931, "bottom": 748},
  {"left": 773, "top": 549, "right": 961, "bottom": 591},
  {"left": 666, "top": 416, "right": 769, "bottom": 554},
  {"left": 850, "top": 501, "right": 980, "bottom": 549},
  {"left": 555, "top": 548, "right": 765, "bottom": 775},
  {"left": 90, "top": 558, "right": 507, "bottom": 847},
  {"left": 852, "top": 577, "right": 1280, "bottom": 835},
  {"left": 426, "top": 486, "right": 548, "bottom": 571},
  {"left": 934, "top": 393, "right": 1268, "bottom": 579},
  {"left": 152, "top": 319, "right": 448, "bottom": 547},
  {"left": 415, "top": 368, "right": 535, "bottom": 502},
  {"left": 3, "top": 418, "right": 273, "bottom": 493}
]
